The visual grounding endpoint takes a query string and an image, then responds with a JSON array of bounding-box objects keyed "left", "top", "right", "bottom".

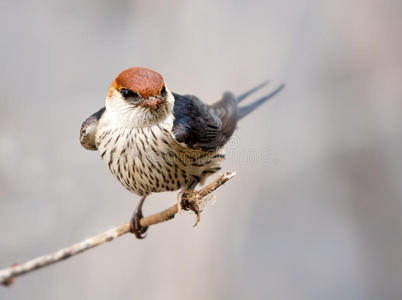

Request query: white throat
[{"left": 103, "top": 87, "right": 175, "bottom": 128}]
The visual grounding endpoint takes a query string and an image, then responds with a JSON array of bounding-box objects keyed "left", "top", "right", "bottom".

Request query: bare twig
[{"left": 0, "top": 172, "right": 236, "bottom": 286}]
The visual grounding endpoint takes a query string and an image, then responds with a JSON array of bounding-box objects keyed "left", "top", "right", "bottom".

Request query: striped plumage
[{"left": 95, "top": 113, "right": 225, "bottom": 196}]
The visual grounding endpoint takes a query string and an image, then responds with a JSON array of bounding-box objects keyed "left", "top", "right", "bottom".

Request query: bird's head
[{"left": 105, "top": 67, "right": 174, "bottom": 127}]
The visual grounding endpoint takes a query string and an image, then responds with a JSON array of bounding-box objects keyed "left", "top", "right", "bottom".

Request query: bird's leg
[{"left": 129, "top": 196, "right": 148, "bottom": 239}]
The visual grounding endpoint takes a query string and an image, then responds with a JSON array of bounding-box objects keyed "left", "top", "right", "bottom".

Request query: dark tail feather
[
  {"left": 237, "top": 83, "right": 285, "bottom": 119},
  {"left": 236, "top": 80, "right": 270, "bottom": 103}
]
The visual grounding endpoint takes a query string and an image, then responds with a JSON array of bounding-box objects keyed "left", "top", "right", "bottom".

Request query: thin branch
[{"left": 0, "top": 172, "right": 236, "bottom": 286}]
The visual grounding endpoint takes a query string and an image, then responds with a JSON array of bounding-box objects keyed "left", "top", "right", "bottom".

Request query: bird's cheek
[{"left": 139, "top": 97, "right": 164, "bottom": 110}]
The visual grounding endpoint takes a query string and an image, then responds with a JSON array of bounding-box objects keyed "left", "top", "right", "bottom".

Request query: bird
[{"left": 80, "top": 67, "right": 284, "bottom": 238}]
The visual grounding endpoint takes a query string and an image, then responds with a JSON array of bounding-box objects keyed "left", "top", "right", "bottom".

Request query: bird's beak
[{"left": 139, "top": 96, "right": 164, "bottom": 110}]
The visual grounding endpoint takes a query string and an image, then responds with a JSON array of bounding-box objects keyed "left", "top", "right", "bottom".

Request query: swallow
[{"left": 80, "top": 67, "right": 284, "bottom": 238}]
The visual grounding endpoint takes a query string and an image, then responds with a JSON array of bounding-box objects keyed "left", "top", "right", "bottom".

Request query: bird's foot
[
  {"left": 129, "top": 210, "right": 148, "bottom": 239},
  {"left": 129, "top": 196, "right": 148, "bottom": 239},
  {"left": 179, "top": 191, "right": 201, "bottom": 227}
]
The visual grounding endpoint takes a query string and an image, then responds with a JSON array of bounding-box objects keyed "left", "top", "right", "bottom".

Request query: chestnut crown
[{"left": 109, "top": 67, "right": 165, "bottom": 98}]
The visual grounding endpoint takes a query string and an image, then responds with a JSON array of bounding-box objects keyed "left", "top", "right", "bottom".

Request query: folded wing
[
  {"left": 172, "top": 81, "right": 284, "bottom": 152},
  {"left": 80, "top": 107, "right": 105, "bottom": 150}
]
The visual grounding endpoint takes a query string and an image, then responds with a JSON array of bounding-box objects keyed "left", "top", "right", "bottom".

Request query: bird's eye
[
  {"left": 120, "top": 88, "right": 139, "bottom": 98},
  {"left": 160, "top": 86, "right": 167, "bottom": 96}
]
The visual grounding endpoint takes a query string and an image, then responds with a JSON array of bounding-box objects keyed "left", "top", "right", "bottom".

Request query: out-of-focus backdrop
[{"left": 1, "top": 0, "right": 402, "bottom": 299}]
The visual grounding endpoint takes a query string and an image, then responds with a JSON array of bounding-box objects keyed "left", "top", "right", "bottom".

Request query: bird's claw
[
  {"left": 129, "top": 210, "right": 148, "bottom": 239},
  {"left": 180, "top": 191, "right": 201, "bottom": 227}
]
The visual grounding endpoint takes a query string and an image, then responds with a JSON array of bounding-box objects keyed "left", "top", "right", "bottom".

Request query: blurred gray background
[{"left": 1, "top": 0, "right": 402, "bottom": 299}]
